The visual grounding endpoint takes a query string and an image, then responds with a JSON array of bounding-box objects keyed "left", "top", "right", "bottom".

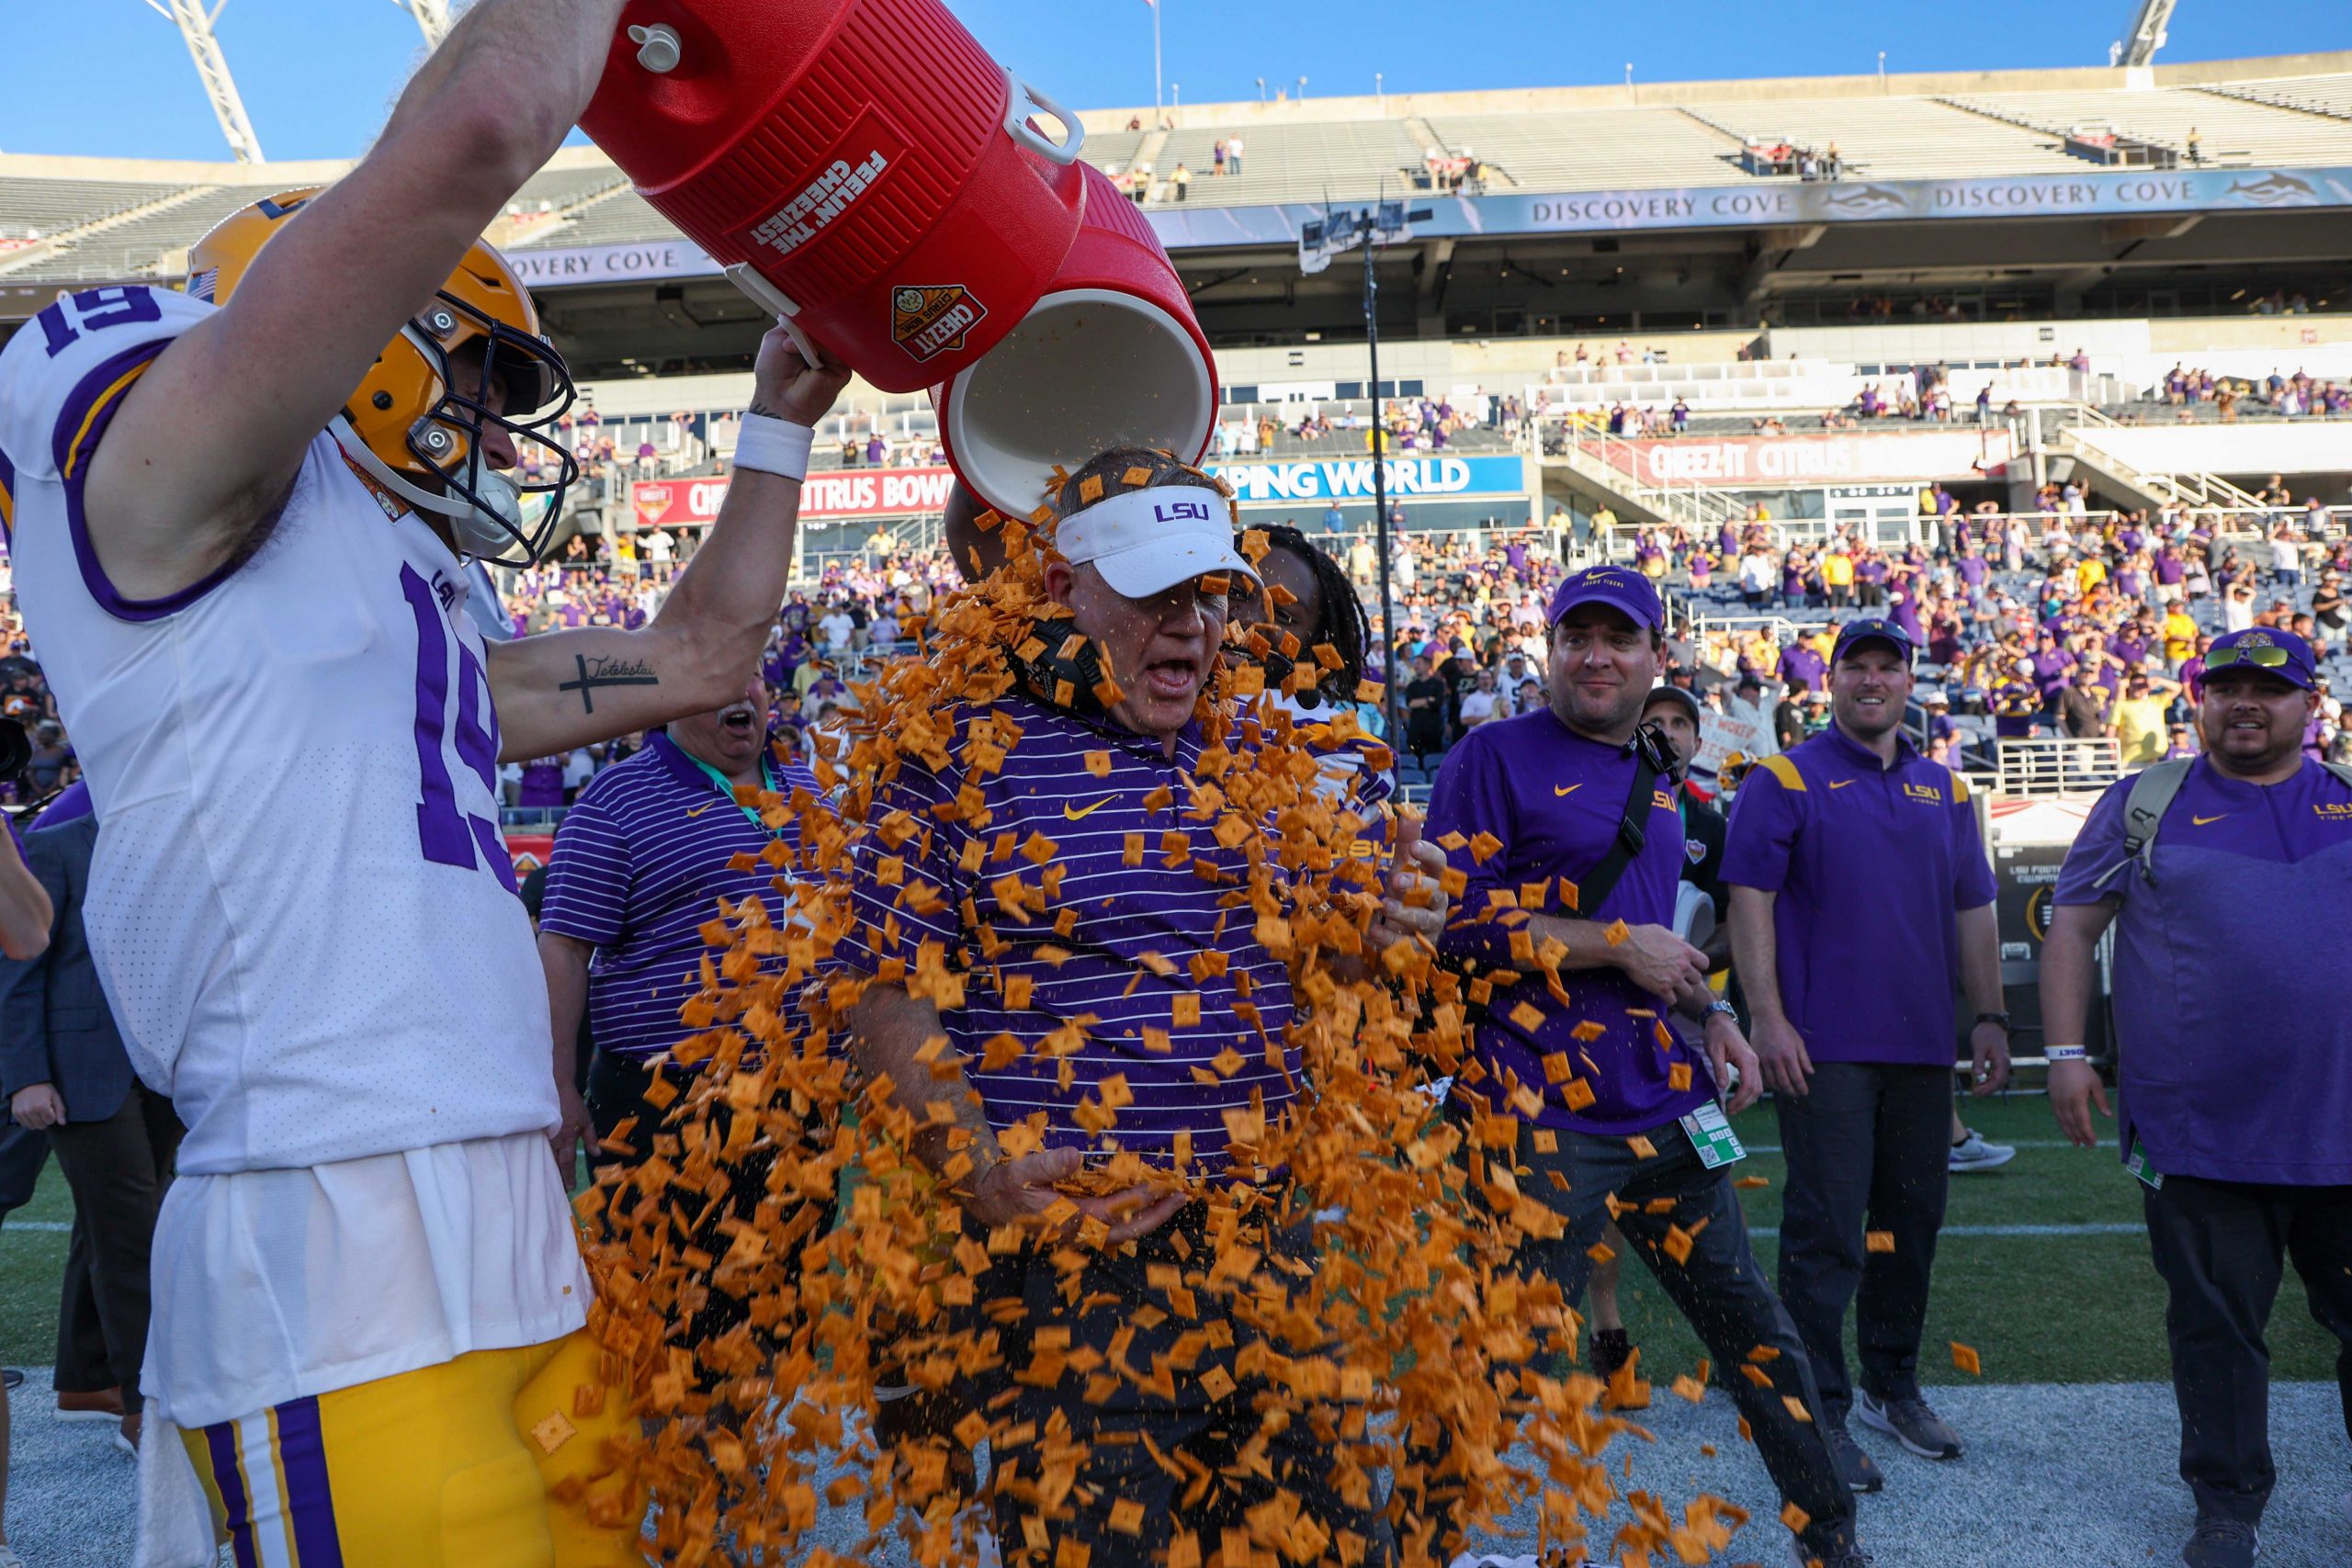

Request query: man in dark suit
[{"left": 0, "top": 810, "right": 181, "bottom": 1454}]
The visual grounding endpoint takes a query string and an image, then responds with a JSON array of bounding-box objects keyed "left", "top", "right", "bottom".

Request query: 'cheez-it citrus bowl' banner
[{"left": 632, "top": 467, "right": 956, "bottom": 528}]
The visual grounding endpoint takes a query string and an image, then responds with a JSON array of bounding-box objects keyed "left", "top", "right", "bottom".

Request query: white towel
[{"left": 133, "top": 1397, "right": 220, "bottom": 1568}]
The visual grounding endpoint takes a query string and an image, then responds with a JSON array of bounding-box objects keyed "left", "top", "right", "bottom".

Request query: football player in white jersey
[{"left": 0, "top": 2, "right": 848, "bottom": 1562}]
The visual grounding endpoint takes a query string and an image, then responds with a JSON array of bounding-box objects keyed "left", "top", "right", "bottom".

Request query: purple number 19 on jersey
[{"left": 401, "top": 565, "right": 516, "bottom": 891}]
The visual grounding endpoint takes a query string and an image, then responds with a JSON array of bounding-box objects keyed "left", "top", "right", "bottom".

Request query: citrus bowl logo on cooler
[{"left": 891, "top": 283, "right": 988, "bottom": 362}]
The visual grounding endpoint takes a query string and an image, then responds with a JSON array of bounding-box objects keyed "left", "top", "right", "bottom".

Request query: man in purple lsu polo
[
  {"left": 841, "top": 448, "right": 1446, "bottom": 1566},
  {"left": 1427, "top": 566, "right": 1861, "bottom": 1568},
  {"left": 2041, "top": 626, "right": 2352, "bottom": 1568},
  {"left": 1723, "top": 615, "right": 2005, "bottom": 1494}
]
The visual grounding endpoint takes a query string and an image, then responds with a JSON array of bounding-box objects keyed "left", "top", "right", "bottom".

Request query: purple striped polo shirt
[
  {"left": 841, "top": 695, "right": 1297, "bottom": 1178},
  {"left": 540, "top": 730, "right": 827, "bottom": 1061}
]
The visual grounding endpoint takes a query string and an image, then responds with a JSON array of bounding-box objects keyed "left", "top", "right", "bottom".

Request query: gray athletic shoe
[
  {"left": 2180, "top": 1516, "right": 2260, "bottom": 1568},
  {"left": 1855, "top": 1390, "right": 1962, "bottom": 1459},
  {"left": 1826, "top": 1423, "right": 1884, "bottom": 1494},
  {"left": 1949, "top": 1127, "right": 2015, "bottom": 1172}
]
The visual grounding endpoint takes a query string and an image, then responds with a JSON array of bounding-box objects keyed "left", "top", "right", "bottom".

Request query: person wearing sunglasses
[{"left": 2042, "top": 626, "right": 2352, "bottom": 1568}]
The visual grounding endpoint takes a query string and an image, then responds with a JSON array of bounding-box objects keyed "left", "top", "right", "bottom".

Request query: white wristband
[
  {"left": 2044, "top": 1045, "right": 2088, "bottom": 1063},
  {"left": 731, "top": 413, "right": 813, "bottom": 481}
]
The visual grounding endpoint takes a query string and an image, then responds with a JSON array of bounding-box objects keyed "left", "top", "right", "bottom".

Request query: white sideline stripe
[
  {"left": 2, "top": 1221, "right": 70, "bottom": 1233},
  {"left": 1751, "top": 1222, "right": 2143, "bottom": 1239},
  {"left": 1747, "top": 1139, "right": 2080, "bottom": 1154}
]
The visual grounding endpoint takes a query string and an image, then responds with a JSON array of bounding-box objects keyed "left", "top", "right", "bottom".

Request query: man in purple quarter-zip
[
  {"left": 1723, "top": 616, "right": 2006, "bottom": 1499},
  {"left": 2042, "top": 626, "right": 2352, "bottom": 1568},
  {"left": 1427, "top": 566, "right": 1861, "bottom": 1568}
]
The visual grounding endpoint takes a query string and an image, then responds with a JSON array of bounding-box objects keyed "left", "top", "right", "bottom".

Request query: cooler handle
[
  {"left": 1004, "top": 72, "right": 1085, "bottom": 166},
  {"left": 722, "top": 264, "right": 824, "bottom": 366}
]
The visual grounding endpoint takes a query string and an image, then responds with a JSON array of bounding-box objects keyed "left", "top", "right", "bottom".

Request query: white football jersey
[{"left": 0, "top": 284, "right": 555, "bottom": 1175}]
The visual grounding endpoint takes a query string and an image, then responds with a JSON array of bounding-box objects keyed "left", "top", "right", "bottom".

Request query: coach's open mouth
[{"left": 719, "top": 702, "right": 758, "bottom": 736}]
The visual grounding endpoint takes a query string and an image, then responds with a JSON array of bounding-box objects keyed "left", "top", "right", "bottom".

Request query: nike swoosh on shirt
[
  {"left": 1826, "top": 779, "right": 1857, "bottom": 790},
  {"left": 1553, "top": 784, "right": 1583, "bottom": 797},
  {"left": 685, "top": 803, "right": 716, "bottom": 818},
  {"left": 2192, "top": 814, "right": 2229, "bottom": 825},
  {"left": 1064, "top": 798, "right": 1114, "bottom": 820}
]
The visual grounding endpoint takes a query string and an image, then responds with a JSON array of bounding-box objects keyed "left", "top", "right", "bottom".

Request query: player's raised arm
[
  {"left": 484, "top": 323, "right": 850, "bottom": 761},
  {"left": 75, "top": 0, "right": 628, "bottom": 602}
]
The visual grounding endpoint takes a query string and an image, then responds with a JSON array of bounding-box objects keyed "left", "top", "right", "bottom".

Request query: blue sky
[{"left": 0, "top": 0, "right": 2341, "bottom": 163}]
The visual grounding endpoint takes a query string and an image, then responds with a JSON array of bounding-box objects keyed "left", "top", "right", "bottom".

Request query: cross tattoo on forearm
[{"left": 559, "top": 652, "right": 661, "bottom": 714}]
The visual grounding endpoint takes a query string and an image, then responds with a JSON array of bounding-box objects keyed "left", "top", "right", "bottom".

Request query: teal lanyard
[{"left": 687, "top": 753, "right": 778, "bottom": 834}]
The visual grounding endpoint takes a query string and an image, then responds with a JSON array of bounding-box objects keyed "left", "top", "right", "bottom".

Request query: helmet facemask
[{"left": 353, "top": 288, "right": 580, "bottom": 565}]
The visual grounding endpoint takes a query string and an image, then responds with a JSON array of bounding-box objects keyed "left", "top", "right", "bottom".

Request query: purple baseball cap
[
  {"left": 1546, "top": 566, "right": 1662, "bottom": 632},
  {"left": 2203, "top": 626, "right": 2317, "bottom": 690},
  {"left": 1832, "top": 616, "right": 1914, "bottom": 664}
]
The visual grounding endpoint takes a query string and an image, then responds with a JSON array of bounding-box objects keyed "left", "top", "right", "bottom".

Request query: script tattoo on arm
[{"left": 559, "top": 652, "right": 661, "bottom": 715}]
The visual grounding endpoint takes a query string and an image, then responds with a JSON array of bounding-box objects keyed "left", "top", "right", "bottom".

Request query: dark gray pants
[
  {"left": 0, "top": 1119, "right": 102, "bottom": 1392},
  {"left": 1472, "top": 1108, "right": 1856, "bottom": 1558},
  {"left": 45, "top": 1084, "right": 181, "bottom": 1404},
  {"left": 2143, "top": 1174, "right": 2352, "bottom": 1524},
  {"left": 1774, "top": 1062, "right": 1951, "bottom": 1427}
]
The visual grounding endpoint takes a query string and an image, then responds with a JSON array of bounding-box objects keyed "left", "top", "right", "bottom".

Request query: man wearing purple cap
[
  {"left": 1428, "top": 566, "right": 1863, "bottom": 1568},
  {"left": 2043, "top": 626, "right": 2352, "bottom": 1568},
  {"left": 1722, "top": 615, "right": 2006, "bottom": 1495}
]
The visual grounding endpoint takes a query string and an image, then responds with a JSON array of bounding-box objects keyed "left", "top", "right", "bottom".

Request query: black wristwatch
[{"left": 1974, "top": 1010, "right": 2012, "bottom": 1032}]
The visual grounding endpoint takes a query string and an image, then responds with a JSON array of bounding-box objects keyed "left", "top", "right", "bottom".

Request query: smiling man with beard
[
  {"left": 2042, "top": 626, "right": 2352, "bottom": 1568},
  {"left": 1723, "top": 616, "right": 2006, "bottom": 1498}
]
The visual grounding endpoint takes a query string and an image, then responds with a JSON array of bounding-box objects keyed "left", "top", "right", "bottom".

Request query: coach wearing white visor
[{"left": 845, "top": 447, "right": 1446, "bottom": 1564}]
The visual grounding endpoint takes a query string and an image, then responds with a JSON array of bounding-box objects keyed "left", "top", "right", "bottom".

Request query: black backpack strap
[{"left": 1574, "top": 723, "right": 1667, "bottom": 915}]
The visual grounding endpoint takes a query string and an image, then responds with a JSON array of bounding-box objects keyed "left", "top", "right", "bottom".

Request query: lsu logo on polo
[
  {"left": 892, "top": 284, "right": 988, "bottom": 362},
  {"left": 2316, "top": 802, "right": 2352, "bottom": 822},
  {"left": 1903, "top": 781, "right": 1944, "bottom": 804}
]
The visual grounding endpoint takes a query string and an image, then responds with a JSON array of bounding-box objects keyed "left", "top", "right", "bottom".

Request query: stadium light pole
[
  {"left": 393, "top": 0, "right": 452, "bottom": 48},
  {"left": 148, "top": 0, "right": 266, "bottom": 164},
  {"left": 1300, "top": 199, "right": 1430, "bottom": 748}
]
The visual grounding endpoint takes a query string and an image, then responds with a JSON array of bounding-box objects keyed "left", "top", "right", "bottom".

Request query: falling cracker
[
  {"left": 1108, "top": 1497, "right": 1146, "bottom": 1535},
  {"left": 1745, "top": 1346, "right": 1781, "bottom": 1363},
  {"left": 1734, "top": 1175, "right": 1771, "bottom": 1190},
  {"left": 529, "top": 1410, "right": 577, "bottom": 1454},
  {"left": 1671, "top": 1376, "right": 1707, "bottom": 1404},
  {"left": 1083, "top": 750, "right": 1112, "bottom": 777},
  {"left": 1951, "top": 1341, "right": 1983, "bottom": 1376},
  {"left": 1668, "top": 1062, "right": 1692, "bottom": 1091},
  {"left": 1510, "top": 1002, "right": 1548, "bottom": 1032},
  {"left": 1122, "top": 465, "right": 1155, "bottom": 487},
  {"left": 1782, "top": 1395, "right": 1813, "bottom": 1423},
  {"left": 1603, "top": 919, "right": 1632, "bottom": 946},
  {"left": 1737, "top": 1364, "right": 1773, "bottom": 1388},
  {"left": 1532, "top": 1130, "right": 1559, "bottom": 1154},
  {"left": 1467, "top": 831, "right": 1504, "bottom": 863},
  {"left": 1435, "top": 830, "right": 1468, "bottom": 851},
  {"left": 1199, "top": 573, "right": 1230, "bottom": 595},
  {"left": 1079, "top": 474, "right": 1105, "bottom": 502},
  {"left": 1562, "top": 1077, "right": 1596, "bottom": 1111},
  {"left": 1586, "top": 1242, "right": 1615, "bottom": 1265},
  {"left": 1781, "top": 1503, "right": 1811, "bottom": 1533},
  {"left": 1864, "top": 1230, "right": 1895, "bottom": 1254},
  {"left": 1627, "top": 1135, "right": 1657, "bottom": 1159},
  {"left": 973, "top": 507, "right": 1003, "bottom": 532}
]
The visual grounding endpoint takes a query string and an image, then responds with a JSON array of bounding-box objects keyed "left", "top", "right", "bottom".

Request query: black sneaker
[
  {"left": 2180, "top": 1516, "right": 2259, "bottom": 1568},
  {"left": 1855, "top": 1389, "right": 1962, "bottom": 1460},
  {"left": 1787, "top": 1540, "right": 1874, "bottom": 1568},
  {"left": 0, "top": 1369, "right": 20, "bottom": 1393},
  {"left": 1826, "top": 1423, "right": 1884, "bottom": 1494},
  {"left": 1590, "top": 1326, "right": 1635, "bottom": 1379}
]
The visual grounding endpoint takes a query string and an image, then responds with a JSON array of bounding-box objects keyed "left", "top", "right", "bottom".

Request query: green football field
[{"left": 1, "top": 1093, "right": 2335, "bottom": 1386}]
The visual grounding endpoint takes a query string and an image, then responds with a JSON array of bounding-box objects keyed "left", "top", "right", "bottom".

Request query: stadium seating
[
  {"left": 1943, "top": 85, "right": 2352, "bottom": 166},
  {"left": 1679, "top": 98, "right": 2085, "bottom": 182},
  {"left": 1421, "top": 109, "right": 1736, "bottom": 191},
  {"left": 0, "top": 177, "right": 182, "bottom": 241},
  {"left": 4, "top": 186, "right": 256, "bottom": 282},
  {"left": 1153, "top": 119, "right": 1426, "bottom": 205},
  {"left": 2211, "top": 74, "right": 2352, "bottom": 121}
]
